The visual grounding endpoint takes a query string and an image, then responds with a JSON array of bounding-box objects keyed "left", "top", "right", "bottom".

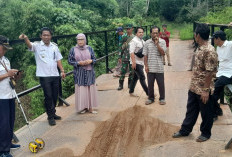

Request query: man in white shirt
[
  {"left": 19, "top": 27, "right": 65, "bottom": 126},
  {"left": 129, "top": 27, "right": 148, "bottom": 96},
  {"left": 212, "top": 30, "right": 232, "bottom": 120},
  {"left": 0, "top": 35, "right": 19, "bottom": 157}
]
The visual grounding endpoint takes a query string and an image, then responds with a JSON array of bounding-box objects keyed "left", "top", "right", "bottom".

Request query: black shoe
[
  {"left": 48, "top": 118, "right": 56, "bottom": 126},
  {"left": 10, "top": 143, "right": 21, "bottom": 149},
  {"left": 54, "top": 114, "right": 62, "bottom": 120},
  {"left": 117, "top": 86, "right": 123, "bottom": 90},
  {"left": 172, "top": 131, "right": 187, "bottom": 138}
]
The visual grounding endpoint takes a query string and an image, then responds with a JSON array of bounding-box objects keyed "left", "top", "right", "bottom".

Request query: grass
[
  {"left": 179, "top": 24, "right": 194, "bottom": 40},
  {"left": 154, "top": 22, "right": 194, "bottom": 40}
]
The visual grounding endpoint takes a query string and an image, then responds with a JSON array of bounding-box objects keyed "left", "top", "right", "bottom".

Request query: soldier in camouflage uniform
[
  {"left": 117, "top": 24, "right": 135, "bottom": 90},
  {"left": 113, "top": 27, "right": 124, "bottom": 77}
]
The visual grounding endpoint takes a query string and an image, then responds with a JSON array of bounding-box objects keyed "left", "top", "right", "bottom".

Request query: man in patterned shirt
[{"left": 173, "top": 24, "right": 218, "bottom": 142}]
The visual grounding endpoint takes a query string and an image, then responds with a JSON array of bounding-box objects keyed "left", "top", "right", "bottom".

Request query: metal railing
[
  {"left": 193, "top": 21, "right": 232, "bottom": 46},
  {"left": 10, "top": 25, "right": 154, "bottom": 106}
]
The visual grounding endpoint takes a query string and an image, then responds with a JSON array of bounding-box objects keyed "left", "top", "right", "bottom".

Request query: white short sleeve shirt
[
  {"left": 216, "top": 40, "right": 232, "bottom": 78},
  {"left": 29, "top": 41, "right": 63, "bottom": 77},
  {"left": 0, "top": 56, "right": 14, "bottom": 99},
  {"left": 129, "top": 36, "right": 145, "bottom": 65}
]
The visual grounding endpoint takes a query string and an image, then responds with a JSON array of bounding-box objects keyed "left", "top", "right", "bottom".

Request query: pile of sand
[
  {"left": 40, "top": 106, "right": 179, "bottom": 157},
  {"left": 80, "top": 106, "right": 179, "bottom": 157}
]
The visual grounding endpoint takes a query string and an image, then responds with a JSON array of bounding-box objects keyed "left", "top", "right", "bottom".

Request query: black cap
[
  {"left": 0, "top": 35, "right": 12, "bottom": 50},
  {"left": 213, "top": 30, "right": 226, "bottom": 39}
]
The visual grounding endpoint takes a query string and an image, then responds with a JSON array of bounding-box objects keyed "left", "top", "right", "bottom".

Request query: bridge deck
[{"left": 13, "top": 38, "right": 232, "bottom": 157}]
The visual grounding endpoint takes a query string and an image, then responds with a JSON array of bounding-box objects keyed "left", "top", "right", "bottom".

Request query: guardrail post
[
  {"left": 211, "top": 25, "right": 215, "bottom": 46},
  {"left": 193, "top": 22, "right": 196, "bottom": 37},
  {"left": 54, "top": 37, "right": 70, "bottom": 107},
  {"left": 104, "top": 31, "right": 109, "bottom": 73},
  {"left": 57, "top": 76, "right": 70, "bottom": 107},
  {"left": 86, "top": 34, "right": 88, "bottom": 45},
  {"left": 220, "top": 26, "right": 226, "bottom": 31}
]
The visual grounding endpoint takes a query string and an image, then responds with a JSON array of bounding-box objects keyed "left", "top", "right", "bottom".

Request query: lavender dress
[{"left": 68, "top": 45, "right": 98, "bottom": 112}]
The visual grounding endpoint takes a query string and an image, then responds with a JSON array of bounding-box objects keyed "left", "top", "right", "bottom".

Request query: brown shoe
[{"left": 168, "top": 63, "right": 172, "bottom": 66}]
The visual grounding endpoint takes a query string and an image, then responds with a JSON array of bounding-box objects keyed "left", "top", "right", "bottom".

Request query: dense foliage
[
  {"left": 0, "top": 0, "right": 231, "bottom": 129},
  {"left": 200, "top": 6, "right": 232, "bottom": 40}
]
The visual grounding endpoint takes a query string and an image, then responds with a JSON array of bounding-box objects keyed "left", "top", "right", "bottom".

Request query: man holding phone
[
  {"left": 143, "top": 26, "right": 166, "bottom": 105},
  {"left": 0, "top": 35, "right": 19, "bottom": 157}
]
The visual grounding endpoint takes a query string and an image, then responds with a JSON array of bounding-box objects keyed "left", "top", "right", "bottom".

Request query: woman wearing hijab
[{"left": 68, "top": 33, "right": 98, "bottom": 114}]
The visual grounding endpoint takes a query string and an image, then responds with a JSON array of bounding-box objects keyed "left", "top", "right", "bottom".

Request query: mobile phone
[{"left": 17, "top": 70, "right": 24, "bottom": 75}]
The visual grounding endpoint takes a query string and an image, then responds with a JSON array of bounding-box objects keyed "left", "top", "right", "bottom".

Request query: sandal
[
  {"left": 79, "top": 108, "right": 88, "bottom": 114},
  {"left": 196, "top": 135, "right": 209, "bottom": 142},
  {"left": 89, "top": 111, "right": 98, "bottom": 114}
]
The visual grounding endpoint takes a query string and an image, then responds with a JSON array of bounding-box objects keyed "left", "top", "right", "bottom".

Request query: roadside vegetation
[{"left": 0, "top": 0, "right": 231, "bottom": 130}]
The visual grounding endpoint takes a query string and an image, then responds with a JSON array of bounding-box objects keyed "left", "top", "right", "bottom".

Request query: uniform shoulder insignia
[{"left": 51, "top": 42, "right": 58, "bottom": 46}]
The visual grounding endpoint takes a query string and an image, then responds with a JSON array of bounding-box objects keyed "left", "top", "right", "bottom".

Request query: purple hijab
[{"left": 74, "top": 33, "right": 92, "bottom": 70}]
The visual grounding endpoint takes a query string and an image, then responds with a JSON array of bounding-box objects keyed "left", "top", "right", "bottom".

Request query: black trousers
[
  {"left": 0, "top": 99, "right": 15, "bottom": 153},
  {"left": 147, "top": 73, "right": 165, "bottom": 101},
  {"left": 39, "top": 77, "right": 59, "bottom": 119},
  {"left": 213, "top": 76, "right": 232, "bottom": 116},
  {"left": 180, "top": 91, "right": 214, "bottom": 138},
  {"left": 129, "top": 64, "right": 148, "bottom": 95}
]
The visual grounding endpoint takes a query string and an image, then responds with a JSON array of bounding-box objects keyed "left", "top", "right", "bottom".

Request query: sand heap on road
[{"left": 41, "top": 106, "right": 179, "bottom": 157}]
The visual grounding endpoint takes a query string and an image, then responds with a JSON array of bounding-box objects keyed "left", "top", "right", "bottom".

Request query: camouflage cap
[{"left": 125, "top": 24, "right": 133, "bottom": 29}]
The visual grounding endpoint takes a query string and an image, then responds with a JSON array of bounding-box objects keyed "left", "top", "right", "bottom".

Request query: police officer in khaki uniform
[{"left": 19, "top": 27, "right": 65, "bottom": 126}]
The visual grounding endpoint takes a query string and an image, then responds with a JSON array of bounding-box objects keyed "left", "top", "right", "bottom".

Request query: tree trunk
[
  {"left": 191, "top": 0, "right": 194, "bottom": 9},
  {"left": 145, "top": 0, "right": 150, "bottom": 15},
  {"left": 127, "top": 0, "right": 129, "bottom": 17}
]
